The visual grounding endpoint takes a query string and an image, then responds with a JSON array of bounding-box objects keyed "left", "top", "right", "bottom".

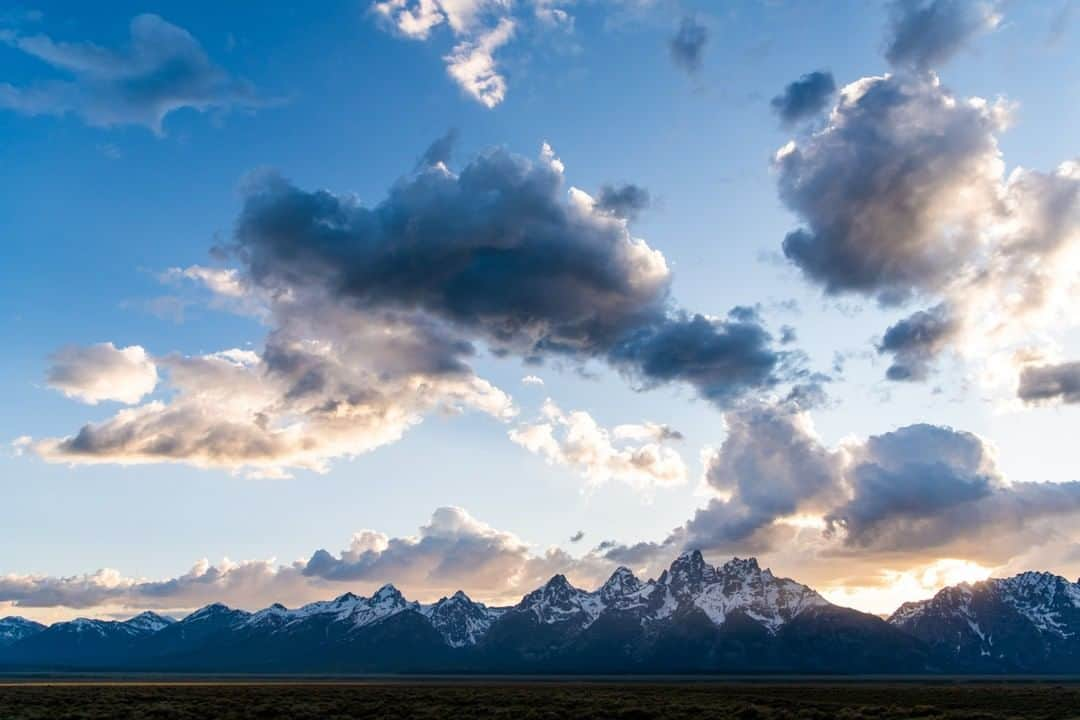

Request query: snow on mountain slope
[
  {"left": 890, "top": 572, "right": 1080, "bottom": 640},
  {"left": 124, "top": 611, "right": 176, "bottom": 634},
  {"left": 0, "top": 617, "right": 45, "bottom": 647},
  {"left": 241, "top": 585, "right": 418, "bottom": 634},
  {"left": 421, "top": 591, "right": 506, "bottom": 648},
  {"left": 509, "top": 550, "right": 830, "bottom": 635}
]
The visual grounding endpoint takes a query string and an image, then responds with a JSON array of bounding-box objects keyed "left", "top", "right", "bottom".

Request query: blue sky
[{"left": 2, "top": 0, "right": 1079, "bottom": 621}]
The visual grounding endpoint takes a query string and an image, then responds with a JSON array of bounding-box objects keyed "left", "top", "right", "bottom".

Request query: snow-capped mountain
[
  {"left": 243, "top": 585, "right": 419, "bottom": 635},
  {"left": 2, "top": 552, "right": 1073, "bottom": 673},
  {"left": 0, "top": 616, "right": 44, "bottom": 647},
  {"left": 421, "top": 591, "right": 505, "bottom": 648},
  {"left": 124, "top": 611, "right": 176, "bottom": 634},
  {"left": 889, "top": 571, "right": 1080, "bottom": 672},
  {"left": 505, "top": 551, "right": 829, "bottom": 634}
]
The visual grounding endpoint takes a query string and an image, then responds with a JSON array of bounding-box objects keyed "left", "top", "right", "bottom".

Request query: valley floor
[{"left": 1, "top": 679, "right": 1080, "bottom": 719}]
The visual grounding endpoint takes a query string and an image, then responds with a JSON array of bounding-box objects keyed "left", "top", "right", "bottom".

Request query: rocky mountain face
[
  {"left": 889, "top": 571, "right": 1080, "bottom": 672},
  {"left": 1, "top": 552, "right": 1076, "bottom": 673}
]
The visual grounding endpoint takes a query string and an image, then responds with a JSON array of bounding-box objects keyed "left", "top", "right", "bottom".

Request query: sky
[{"left": 1, "top": 0, "right": 1078, "bottom": 623}]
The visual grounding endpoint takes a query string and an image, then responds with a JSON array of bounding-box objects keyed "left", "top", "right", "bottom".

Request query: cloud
[
  {"left": 35, "top": 329, "right": 513, "bottom": 478},
  {"left": 596, "top": 404, "right": 1080, "bottom": 576},
  {"left": 418, "top": 128, "right": 459, "bottom": 168},
  {"left": 30, "top": 138, "right": 800, "bottom": 476},
  {"left": 607, "top": 309, "right": 790, "bottom": 407},
  {"left": 0, "top": 14, "right": 263, "bottom": 134},
  {"left": 232, "top": 141, "right": 796, "bottom": 408},
  {"left": 570, "top": 530, "right": 585, "bottom": 543},
  {"left": 776, "top": 72, "right": 1007, "bottom": 304},
  {"left": 696, "top": 403, "right": 843, "bottom": 541},
  {"left": 669, "top": 15, "right": 708, "bottom": 75},
  {"left": 509, "top": 399, "right": 687, "bottom": 492},
  {"left": 521, "top": 375, "right": 545, "bottom": 386},
  {"left": 877, "top": 303, "right": 960, "bottom": 381},
  {"left": 1017, "top": 361, "right": 1080, "bottom": 405},
  {"left": 444, "top": 18, "right": 515, "bottom": 108},
  {"left": 0, "top": 507, "right": 614, "bottom": 615},
  {"left": 595, "top": 183, "right": 651, "bottom": 222},
  {"left": 770, "top": 71, "right": 836, "bottom": 127},
  {"left": 369, "top": 1, "right": 666, "bottom": 107},
  {"left": 884, "top": 0, "right": 1001, "bottom": 72},
  {"left": 776, "top": 71, "right": 1080, "bottom": 385},
  {"left": 46, "top": 343, "right": 159, "bottom": 405}
]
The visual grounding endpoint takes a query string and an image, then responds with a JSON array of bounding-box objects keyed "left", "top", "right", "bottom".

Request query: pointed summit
[
  {"left": 600, "top": 566, "right": 642, "bottom": 602},
  {"left": 665, "top": 549, "right": 716, "bottom": 593}
]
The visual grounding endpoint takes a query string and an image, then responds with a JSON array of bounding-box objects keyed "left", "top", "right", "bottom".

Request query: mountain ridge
[{"left": 3, "top": 550, "right": 1078, "bottom": 674}]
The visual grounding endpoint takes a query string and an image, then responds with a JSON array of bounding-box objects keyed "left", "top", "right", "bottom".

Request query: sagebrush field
[{"left": 2, "top": 681, "right": 1080, "bottom": 719}]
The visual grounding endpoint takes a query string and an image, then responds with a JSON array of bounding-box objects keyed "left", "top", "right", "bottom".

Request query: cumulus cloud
[
  {"left": 509, "top": 399, "right": 687, "bottom": 492},
  {"left": 0, "top": 14, "right": 263, "bottom": 134},
  {"left": 776, "top": 72, "right": 1007, "bottom": 303},
  {"left": 34, "top": 327, "right": 513, "bottom": 477},
  {"left": 595, "top": 403, "right": 1080, "bottom": 582},
  {"left": 31, "top": 139, "right": 800, "bottom": 475},
  {"left": 231, "top": 142, "right": 796, "bottom": 408},
  {"left": 885, "top": 0, "right": 1002, "bottom": 72},
  {"left": 693, "top": 403, "right": 843, "bottom": 544},
  {"left": 521, "top": 375, "right": 545, "bottom": 386},
  {"left": 776, "top": 71, "right": 1080, "bottom": 385},
  {"left": 770, "top": 70, "right": 836, "bottom": 127},
  {"left": 0, "top": 507, "right": 614, "bottom": 615},
  {"left": 1017, "top": 361, "right": 1080, "bottom": 405},
  {"left": 46, "top": 343, "right": 159, "bottom": 405},
  {"left": 669, "top": 15, "right": 708, "bottom": 75}
]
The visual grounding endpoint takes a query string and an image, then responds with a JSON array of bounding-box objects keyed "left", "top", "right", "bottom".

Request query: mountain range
[{"left": 2, "top": 551, "right": 1078, "bottom": 674}]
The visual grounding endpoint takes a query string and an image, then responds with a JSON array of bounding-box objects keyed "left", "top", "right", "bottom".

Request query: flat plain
[{"left": 2, "top": 680, "right": 1080, "bottom": 719}]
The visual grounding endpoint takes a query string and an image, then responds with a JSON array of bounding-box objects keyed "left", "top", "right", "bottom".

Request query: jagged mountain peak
[
  {"left": 600, "top": 566, "right": 642, "bottom": 601},
  {"left": 720, "top": 556, "right": 762, "bottom": 575},
  {"left": 422, "top": 591, "right": 504, "bottom": 648}
]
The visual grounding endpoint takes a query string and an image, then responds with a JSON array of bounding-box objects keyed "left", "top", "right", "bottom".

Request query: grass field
[{"left": 2, "top": 680, "right": 1080, "bottom": 719}]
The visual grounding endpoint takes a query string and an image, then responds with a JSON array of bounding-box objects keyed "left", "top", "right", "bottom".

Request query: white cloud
[
  {"left": 46, "top": 343, "right": 159, "bottom": 405},
  {"left": 444, "top": 17, "right": 514, "bottom": 108},
  {"left": 509, "top": 399, "right": 687, "bottom": 493}
]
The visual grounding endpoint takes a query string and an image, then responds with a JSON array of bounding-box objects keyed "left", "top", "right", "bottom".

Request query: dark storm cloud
[
  {"left": 775, "top": 72, "right": 1005, "bottom": 304},
  {"left": 1017, "top": 361, "right": 1080, "bottom": 405},
  {"left": 669, "top": 15, "right": 708, "bottom": 75},
  {"left": 232, "top": 142, "right": 793, "bottom": 408},
  {"left": 0, "top": 14, "right": 264, "bottom": 134},
  {"left": 878, "top": 303, "right": 960, "bottom": 381},
  {"left": 595, "top": 183, "right": 651, "bottom": 221},
  {"left": 234, "top": 147, "right": 670, "bottom": 359},
  {"left": 770, "top": 71, "right": 836, "bottom": 127},
  {"left": 608, "top": 311, "right": 783, "bottom": 407},
  {"left": 884, "top": 0, "right": 1001, "bottom": 72}
]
